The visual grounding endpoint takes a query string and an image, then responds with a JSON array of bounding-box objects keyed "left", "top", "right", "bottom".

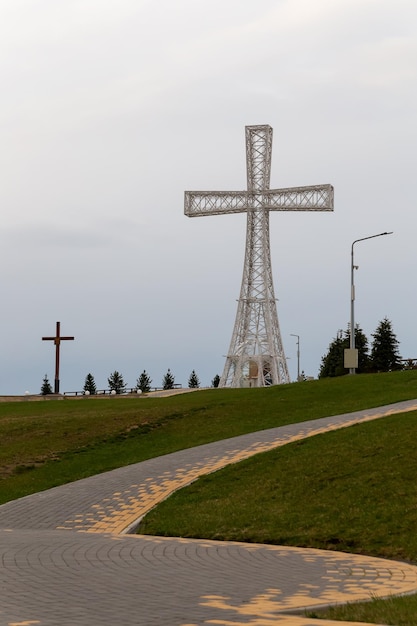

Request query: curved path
[{"left": 1, "top": 399, "right": 417, "bottom": 625}]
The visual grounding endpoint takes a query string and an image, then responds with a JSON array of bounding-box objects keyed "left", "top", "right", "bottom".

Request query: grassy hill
[
  {"left": 1, "top": 370, "right": 417, "bottom": 504},
  {"left": 2, "top": 371, "right": 417, "bottom": 624}
]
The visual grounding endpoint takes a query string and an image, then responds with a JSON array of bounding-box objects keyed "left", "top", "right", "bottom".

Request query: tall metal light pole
[
  {"left": 290, "top": 334, "right": 300, "bottom": 381},
  {"left": 349, "top": 231, "right": 393, "bottom": 374}
]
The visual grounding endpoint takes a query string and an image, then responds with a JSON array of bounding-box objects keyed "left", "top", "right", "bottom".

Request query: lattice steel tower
[{"left": 185, "top": 125, "right": 334, "bottom": 387}]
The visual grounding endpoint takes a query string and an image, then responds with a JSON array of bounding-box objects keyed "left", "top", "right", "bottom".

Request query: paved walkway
[{"left": 1, "top": 399, "right": 417, "bottom": 625}]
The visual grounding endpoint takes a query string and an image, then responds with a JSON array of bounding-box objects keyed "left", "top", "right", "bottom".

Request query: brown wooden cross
[{"left": 42, "top": 321, "right": 74, "bottom": 394}]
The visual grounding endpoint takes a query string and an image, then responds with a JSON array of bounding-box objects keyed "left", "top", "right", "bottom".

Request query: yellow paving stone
[{"left": 8, "top": 622, "right": 42, "bottom": 626}]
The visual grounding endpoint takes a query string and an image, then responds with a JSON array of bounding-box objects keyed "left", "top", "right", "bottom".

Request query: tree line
[
  {"left": 41, "top": 370, "right": 222, "bottom": 395},
  {"left": 319, "top": 317, "right": 403, "bottom": 378}
]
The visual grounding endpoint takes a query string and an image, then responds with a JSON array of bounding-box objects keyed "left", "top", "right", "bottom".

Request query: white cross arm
[
  {"left": 267, "top": 184, "right": 334, "bottom": 211},
  {"left": 185, "top": 191, "right": 249, "bottom": 217},
  {"left": 184, "top": 184, "right": 334, "bottom": 217}
]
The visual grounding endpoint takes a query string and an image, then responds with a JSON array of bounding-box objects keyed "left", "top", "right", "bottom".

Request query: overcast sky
[{"left": 1, "top": 0, "right": 416, "bottom": 394}]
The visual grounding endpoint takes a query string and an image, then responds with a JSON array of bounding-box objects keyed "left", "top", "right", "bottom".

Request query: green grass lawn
[
  {"left": 140, "top": 412, "right": 417, "bottom": 561},
  {"left": 1, "top": 370, "right": 417, "bottom": 503},
  {"left": 2, "top": 371, "right": 417, "bottom": 623}
]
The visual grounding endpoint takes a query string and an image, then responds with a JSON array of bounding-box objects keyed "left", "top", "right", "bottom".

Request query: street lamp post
[
  {"left": 349, "top": 231, "right": 393, "bottom": 374},
  {"left": 290, "top": 334, "right": 300, "bottom": 381}
]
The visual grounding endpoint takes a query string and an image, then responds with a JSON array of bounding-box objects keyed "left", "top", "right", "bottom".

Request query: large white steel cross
[{"left": 185, "top": 125, "right": 334, "bottom": 387}]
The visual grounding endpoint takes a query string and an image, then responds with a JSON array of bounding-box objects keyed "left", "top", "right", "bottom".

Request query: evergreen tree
[
  {"left": 108, "top": 371, "right": 126, "bottom": 394},
  {"left": 211, "top": 374, "right": 220, "bottom": 388},
  {"left": 370, "top": 317, "right": 402, "bottom": 372},
  {"left": 162, "top": 368, "right": 175, "bottom": 390},
  {"left": 83, "top": 373, "right": 97, "bottom": 395},
  {"left": 319, "top": 330, "right": 346, "bottom": 378},
  {"left": 352, "top": 325, "right": 370, "bottom": 373},
  {"left": 319, "top": 325, "right": 370, "bottom": 378},
  {"left": 136, "top": 370, "right": 152, "bottom": 393},
  {"left": 188, "top": 370, "right": 200, "bottom": 388},
  {"left": 41, "top": 374, "right": 53, "bottom": 395}
]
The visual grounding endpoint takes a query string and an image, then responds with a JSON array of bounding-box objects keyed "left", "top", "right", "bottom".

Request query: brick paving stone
[{"left": 1, "top": 399, "right": 417, "bottom": 625}]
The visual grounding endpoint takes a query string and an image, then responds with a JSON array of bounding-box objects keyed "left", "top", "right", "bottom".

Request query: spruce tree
[
  {"left": 162, "top": 368, "right": 175, "bottom": 390},
  {"left": 107, "top": 371, "right": 126, "bottom": 394},
  {"left": 188, "top": 370, "right": 200, "bottom": 388},
  {"left": 319, "top": 325, "right": 369, "bottom": 378},
  {"left": 352, "top": 325, "right": 370, "bottom": 373},
  {"left": 136, "top": 370, "right": 152, "bottom": 393},
  {"left": 83, "top": 373, "right": 97, "bottom": 395},
  {"left": 41, "top": 374, "right": 53, "bottom": 395},
  {"left": 370, "top": 317, "right": 402, "bottom": 372},
  {"left": 211, "top": 374, "right": 220, "bottom": 388},
  {"left": 319, "top": 330, "right": 346, "bottom": 378}
]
